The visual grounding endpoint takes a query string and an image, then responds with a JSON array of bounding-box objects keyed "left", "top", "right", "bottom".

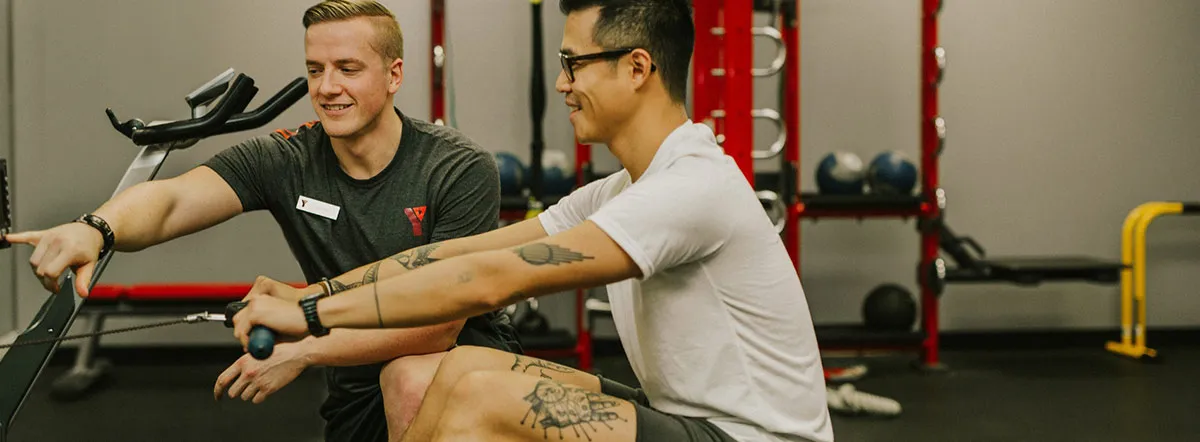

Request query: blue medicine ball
[
  {"left": 541, "top": 149, "right": 575, "bottom": 196},
  {"left": 815, "top": 151, "right": 866, "bottom": 195},
  {"left": 866, "top": 151, "right": 919, "bottom": 195},
  {"left": 495, "top": 152, "right": 526, "bottom": 196}
]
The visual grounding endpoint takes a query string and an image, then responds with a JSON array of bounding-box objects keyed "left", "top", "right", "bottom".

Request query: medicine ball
[
  {"left": 541, "top": 149, "right": 575, "bottom": 196},
  {"left": 815, "top": 151, "right": 866, "bottom": 195},
  {"left": 865, "top": 151, "right": 919, "bottom": 195},
  {"left": 862, "top": 284, "right": 917, "bottom": 331},
  {"left": 495, "top": 152, "right": 526, "bottom": 196}
]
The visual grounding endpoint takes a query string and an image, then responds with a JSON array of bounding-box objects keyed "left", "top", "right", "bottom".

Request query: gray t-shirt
[{"left": 204, "top": 108, "right": 516, "bottom": 417}]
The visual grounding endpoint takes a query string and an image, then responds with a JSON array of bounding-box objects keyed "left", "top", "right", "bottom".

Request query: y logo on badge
[
  {"left": 404, "top": 206, "right": 427, "bottom": 236},
  {"left": 296, "top": 196, "right": 340, "bottom": 220}
]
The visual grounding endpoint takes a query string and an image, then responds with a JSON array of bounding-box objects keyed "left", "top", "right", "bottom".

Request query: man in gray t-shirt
[
  {"left": 5, "top": 2, "right": 519, "bottom": 442},
  {"left": 205, "top": 108, "right": 520, "bottom": 442}
]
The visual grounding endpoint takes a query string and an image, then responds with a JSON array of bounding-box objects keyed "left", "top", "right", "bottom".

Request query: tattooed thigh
[{"left": 519, "top": 380, "right": 635, "bottom": 441}]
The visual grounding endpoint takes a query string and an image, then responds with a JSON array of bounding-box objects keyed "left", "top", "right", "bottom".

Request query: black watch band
[
  {"left": 74, "top": 213, "right": 115, "bottom": 257},
  {"left": 299, "top": 293, "right": 331, "bottom": 337}
]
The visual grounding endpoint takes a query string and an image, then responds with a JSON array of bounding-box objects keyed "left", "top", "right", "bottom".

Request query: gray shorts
[{"left": 598, "top": 376, "right": 737, "bottom": 442}]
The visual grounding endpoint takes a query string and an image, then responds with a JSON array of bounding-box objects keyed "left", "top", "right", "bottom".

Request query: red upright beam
[
  {"left": 431, "top": 0, "right": 446, "bottom": 125},
  {"left": 782, "top": 1, "right": 801, "bottom": 272},
  {"left": 723, "top": 0, "right": 755, "bottom": 185},
  {"left": 919, "top": 0, "right": 943, "bottom": 368}
]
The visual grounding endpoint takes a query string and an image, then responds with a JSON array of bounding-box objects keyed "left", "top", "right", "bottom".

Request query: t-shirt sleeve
[
  {"left": 429, "top": 150, "right": 502, "bottom": 242},
  {"left": 202, "top": 133, "right": 292, "bottom": 212},
  {"left": 587, "top": 168, "right": 733, "bottom": 280},
  {"left": 537, "top": 172, "right": 620, "bottom": 235}
]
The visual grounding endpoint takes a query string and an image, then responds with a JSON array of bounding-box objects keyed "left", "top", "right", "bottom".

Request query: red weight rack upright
[
  {"left": 692, "top": 0, "right": 947, "bottom": 369},
  {"left": 431, "top": 0, "right": 446, "bottom": 125}
]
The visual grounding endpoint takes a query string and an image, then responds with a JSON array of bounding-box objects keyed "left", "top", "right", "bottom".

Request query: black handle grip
[
  {"left": 129, "top": 75, "right": 257, "bottom": 145},
  {"left": 223, "top": 301, "right": 277, "bottom": 360},
  {"left": 247, "top": 327, "right": 276, "bottom": 360},
  {"left": 214, "top": 77, "right": 307, "bottom": 135}
]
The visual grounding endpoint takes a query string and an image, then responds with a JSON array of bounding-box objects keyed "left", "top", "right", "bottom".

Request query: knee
[{"left": 379, "top": 354, "right": 440, "bottom": 404}]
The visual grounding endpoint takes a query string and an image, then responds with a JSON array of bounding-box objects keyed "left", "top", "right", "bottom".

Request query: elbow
[{"left": 463, "top": 252, "right": 522, "bottom": 313}]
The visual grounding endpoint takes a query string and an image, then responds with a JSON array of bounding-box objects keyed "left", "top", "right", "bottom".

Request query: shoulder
[
  {"left": 266, "top": 119, "right": 325, "bottom": 149},
  {"left": 406, "top": 117, "right": 496, "bottom": 170}
]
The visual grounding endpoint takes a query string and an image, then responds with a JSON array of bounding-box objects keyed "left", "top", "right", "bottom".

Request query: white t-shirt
[{"left": 538, "top": 121, "right": 834, "bottom": 442}]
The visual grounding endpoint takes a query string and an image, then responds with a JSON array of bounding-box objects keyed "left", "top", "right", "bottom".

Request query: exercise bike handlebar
[
  {"left": 105, "top": 75, "right": 307, "bottom": 146},
  {"left": 106, "top": 74, "right": 256, "bottom": 146},
  {"left": 216, "top": 77, "right": 308, "bottom": 136}
]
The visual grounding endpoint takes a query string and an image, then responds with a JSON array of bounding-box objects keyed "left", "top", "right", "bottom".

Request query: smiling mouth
[{"left": 323, "top": 104, "right": 353, "bottom": 112}]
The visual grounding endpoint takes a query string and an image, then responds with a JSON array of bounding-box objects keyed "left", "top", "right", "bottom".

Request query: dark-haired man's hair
[{"left": 560, "top": 0, "right": 694, "bottom": 104}]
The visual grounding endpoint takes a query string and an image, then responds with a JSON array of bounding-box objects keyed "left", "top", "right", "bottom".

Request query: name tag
[{"left": 296, "top": 195, "right": 340, "bottom": 220}]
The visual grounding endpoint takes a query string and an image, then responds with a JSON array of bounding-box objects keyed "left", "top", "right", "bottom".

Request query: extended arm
[
  {"left": 272, "top": 217, "right": 552, "bottom": 366},
  {"left": 232, "top": 220, "right": 639, "bottom": 341},
  {"left": 4, "top": 166, "right": 243, "bottom": 294}
]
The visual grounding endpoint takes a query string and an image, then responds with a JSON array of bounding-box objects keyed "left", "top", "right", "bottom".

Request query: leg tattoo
[
  {"left": 511, "top": 355, "right": 578, "bottom": 379},
  {"left": 520, "top": 381, "right": 626, "bottom": 441}
]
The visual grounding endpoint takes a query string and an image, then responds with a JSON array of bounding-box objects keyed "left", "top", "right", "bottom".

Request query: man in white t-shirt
[{"left": 233, "top": 1, "right": 834, "bottom": 441}]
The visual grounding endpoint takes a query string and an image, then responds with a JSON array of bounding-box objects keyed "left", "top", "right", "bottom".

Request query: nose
[
  {"left": 554, "top": 69, "right": 571, "bottom": 94},
  {"left": 316, "top": 69, "right": 343, "bottom": 98}
]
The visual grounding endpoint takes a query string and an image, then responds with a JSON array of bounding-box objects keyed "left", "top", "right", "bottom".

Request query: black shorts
[
  {"left": 598, "top": 376, "right": 738, "bottom": 442},
  {"left": 323, "top": 313, "right": 522, "bottom": 442}
]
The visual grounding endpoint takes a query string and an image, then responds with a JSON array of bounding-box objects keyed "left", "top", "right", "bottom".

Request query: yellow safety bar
[{"left": 1106, "top": 201, "right": 1199, "bottom": 359}]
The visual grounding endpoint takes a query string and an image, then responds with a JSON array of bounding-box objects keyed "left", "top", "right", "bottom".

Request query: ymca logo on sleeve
[{"left": 404, "top": 206, "right": 427, "bottom": 236}]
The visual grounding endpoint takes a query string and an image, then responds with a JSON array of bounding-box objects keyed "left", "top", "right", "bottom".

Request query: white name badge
[{"left": 296, "top": 195, "right": 341, "bottom": 220}]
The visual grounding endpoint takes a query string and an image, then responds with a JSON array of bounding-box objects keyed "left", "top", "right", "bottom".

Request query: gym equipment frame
[
  {"left": 0, "top": 70, "right": 305, "bottom": 441},
  {"left": 1105, "top": 201, "right": 1200, "bottom": 360}
]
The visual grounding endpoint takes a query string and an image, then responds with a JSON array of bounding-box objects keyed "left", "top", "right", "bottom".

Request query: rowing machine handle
[{"left": 224, "top": 301, "right": 277, "bottom": 360}]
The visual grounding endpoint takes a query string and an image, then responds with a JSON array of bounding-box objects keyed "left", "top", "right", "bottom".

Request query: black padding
[{"left": 1181, "top": 202, "right": 1200, "bottom": 214}]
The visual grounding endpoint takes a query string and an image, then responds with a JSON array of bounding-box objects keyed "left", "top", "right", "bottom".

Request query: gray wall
[{"left": 4, "top": 0, "right": 1198, "bottom": 347}]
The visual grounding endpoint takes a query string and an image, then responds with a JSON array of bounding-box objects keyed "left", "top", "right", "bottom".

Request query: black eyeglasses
[{"left": 559, "top": 48, "right": 657, "bottom": 82}]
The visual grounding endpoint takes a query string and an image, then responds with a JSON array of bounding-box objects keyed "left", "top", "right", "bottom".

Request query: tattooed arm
[
  {"left": 249, "top": 218, "right": 552, "bottom": 367},
  {"left": 315, "top": 217, "right": 552, "bottom": 298},
  {"left": 231, "top": 220, "right": 639, "bottom": 341}
]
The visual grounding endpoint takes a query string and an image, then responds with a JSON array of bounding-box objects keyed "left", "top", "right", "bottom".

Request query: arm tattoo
[
  {"left": 363, "top": 261, "right": 381, "bottom": 284},
  {"left": 513, "top": 243, "right": 594, "bottom": 266},
  {"left": 391, "top": 243, "right": 442, "bottom": 270},
  {"left": 511, "top": 355, "right": 577, "bottom": 379},
  {"left": 328, "top": 261, "right": 380, "bottom": 295},
  {"left": 329, "top": 279, "right": 362, "bottom": 295},
  {"left": 521, "top": 380, "right": 627, "bottom": 440}
]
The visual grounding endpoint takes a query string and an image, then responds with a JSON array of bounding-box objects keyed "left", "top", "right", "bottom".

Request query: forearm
[
  {"left": 92, "top": 182, "right": 179, "bottom": 252},
  {"left": 320, "top": 239, "right": 473, "bottom": 298},
  {"left": 94, "top": 167, "right": 240, "bottom": 252},
  {"left": 296, "top": 321, "right": 463, "bottom": 367},
  {"left": 320, "top": 218, "right": 547, "bottom": 299},
  {"left": 319, "top": 251, "right": 519, "bottom": 330}
]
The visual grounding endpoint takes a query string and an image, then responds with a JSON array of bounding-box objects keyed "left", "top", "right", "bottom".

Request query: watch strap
[
  {"left": 74, "top": 213, "right": 115, "bottom": 257},
  {"left": 300, "top": 293, "right": 331, "bottom": 337}
]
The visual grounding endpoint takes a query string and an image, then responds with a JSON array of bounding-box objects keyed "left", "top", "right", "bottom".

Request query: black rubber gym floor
[{"left": 6, "top": 344, "right": 1197, "bottom": 441}]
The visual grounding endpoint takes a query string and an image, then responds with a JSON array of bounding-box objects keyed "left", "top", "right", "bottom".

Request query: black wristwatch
[
  {"left": 74, "top": 213, "right": 115, "bottom": 257},
  {"left": 299, "top": 292, "right": 331, "bottom": 337}
]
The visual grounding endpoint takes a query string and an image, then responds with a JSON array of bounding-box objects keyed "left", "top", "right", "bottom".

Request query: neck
[
  {"left": 607, "top": 100, "right": 689, "bottom": 182},
  {"left": 329, "top": 109, "right": 404, "bottom": 180}
]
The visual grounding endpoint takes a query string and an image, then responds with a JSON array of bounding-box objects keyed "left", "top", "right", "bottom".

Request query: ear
[
  {"left": 628, "top": 49, "right": 655, "bottom": 90},
  {"left": 388, "top": 58, "right": 405, "bottom": 94}
]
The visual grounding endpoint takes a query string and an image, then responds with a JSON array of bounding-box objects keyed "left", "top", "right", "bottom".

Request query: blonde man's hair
[{"left": 303, "top": 0, "right": 405, "bottom": 62}]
